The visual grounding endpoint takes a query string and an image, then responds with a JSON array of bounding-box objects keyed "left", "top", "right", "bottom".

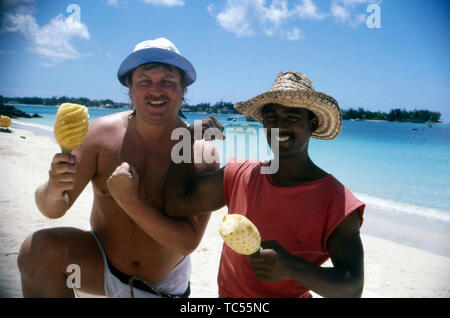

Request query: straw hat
[{"left": 234, "top": 71, "right": 342, "bottom": 140}]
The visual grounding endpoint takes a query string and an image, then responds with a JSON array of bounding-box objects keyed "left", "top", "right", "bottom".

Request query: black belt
[{"left": 106, "top": 258, "right": 190, "bottom": 298}]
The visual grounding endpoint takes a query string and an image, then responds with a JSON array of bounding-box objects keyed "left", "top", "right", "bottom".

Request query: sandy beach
[{"left": 1, "top": 126, "right": 449, "bottom": 298}]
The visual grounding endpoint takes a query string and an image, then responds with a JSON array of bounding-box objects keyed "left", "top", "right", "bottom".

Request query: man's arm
[
  {"left": 35, "top": 120, "right": 98, "bottom": 218},
  {"left": 248, "top": 210, "right": 364, "bottom": 298},
  {"left": 107, "top": 161, "right": 216, "bottom": 255},
  {"left": 163, "top": 160, "right": 225, "bottom": 218},
  {"left": 162, "top": 116, "right": 226, "bottom": 218}
]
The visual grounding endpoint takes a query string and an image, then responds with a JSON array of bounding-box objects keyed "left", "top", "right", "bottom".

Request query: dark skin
[{"left": 163, "top": 104, "right": 364, "bottom": 298}]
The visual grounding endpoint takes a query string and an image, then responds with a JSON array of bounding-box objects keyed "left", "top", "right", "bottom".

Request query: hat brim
[
  {"left": 117, "top": 48, "right": 196, "bottom": 87},
  {"left": 234, "top": 90, "right": 342, "bottom": 140}
]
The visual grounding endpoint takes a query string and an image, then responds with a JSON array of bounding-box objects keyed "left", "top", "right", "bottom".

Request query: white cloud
[
  {"left": 330, "top": 2, "right": 351, "bottom": 23},
  {"left": 3, "top": 3, "right": 90, "bottom": 66},
  {"left": 207, "top": 3, "right": 215, "bottom": 15},
  {"left": 107, "top": 0, "right": 120, "bottom": 7},
  {"left": 216, "top": 0, "right": 304, "bottom": 40},
  {"left": 139, "top": 0, "right": 184, "bottom": 6},
  {"left": 330, "top": 0, "right": 380, "bottom": 26},
  {"left": 265, "top": 0, "right": 290, "bottom": 27},
  {"left": 351, "top": 12, "right": 367, "bottom": 27},
  {"left": 213, "top": 0, "right": 379, "bottom": 39},
  {"left": 216, "top": 0, "right": 263, "bottom": 37},
  {"left": 293, "top": 0, "right": 326, "bottom": 20},
  {"left": 282, "top": 27, "right": 303, "bottom": 41}
]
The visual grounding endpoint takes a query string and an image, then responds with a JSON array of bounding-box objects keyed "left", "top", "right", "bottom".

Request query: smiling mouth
[
  {"left": 275, "top": 135, "right": 291, "bottom": 142},
  {"left": 147, "top": 100, "right": 167, "bottom": 106}
]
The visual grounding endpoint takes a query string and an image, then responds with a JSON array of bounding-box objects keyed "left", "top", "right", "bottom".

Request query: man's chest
[{"left": 93, "top": 143, "right": 172, "bottom": 206}]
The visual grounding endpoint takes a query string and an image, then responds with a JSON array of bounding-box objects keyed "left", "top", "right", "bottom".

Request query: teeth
[
  {"left": 149, "top": 101, "right": 165, "bottom": 105},
  {"left": 275, "top": 136, "right": 290, "bottom": 142}
]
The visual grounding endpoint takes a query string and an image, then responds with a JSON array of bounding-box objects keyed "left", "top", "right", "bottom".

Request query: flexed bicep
[{"left": 163, "top": 161, "right": 225, "bottom": 217}]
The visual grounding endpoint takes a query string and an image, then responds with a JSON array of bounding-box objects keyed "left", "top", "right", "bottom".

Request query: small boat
[{"left": 224, "top": 115, "right": 260, "bottom": 134}]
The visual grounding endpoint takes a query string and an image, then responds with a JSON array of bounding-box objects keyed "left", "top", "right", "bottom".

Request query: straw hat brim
[{"left": 234, "top": 90, "right": 342, "bottom": 140}]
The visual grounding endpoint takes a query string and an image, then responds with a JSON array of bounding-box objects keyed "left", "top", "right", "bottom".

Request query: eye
[
  {"left": 263, "top": 115, "right": 277, "bottom": 124},
  {"left": 162, "top": 79, "right": 176, "bottom": 87},
  {"left": 287, "top": 115, "right": 301, "bottom": 123},
  {"left": 138, "top": 80, "right": 150, "bottom": 87}
]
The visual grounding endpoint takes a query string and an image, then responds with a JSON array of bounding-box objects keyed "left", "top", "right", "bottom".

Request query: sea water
[{"left": 10, "top": 105, "right": 450, "bottom": 223}]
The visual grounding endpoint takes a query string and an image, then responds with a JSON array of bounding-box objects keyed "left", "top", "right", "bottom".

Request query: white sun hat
[{"left": 117, "top": 37, "right": 196, "bottom": 87}]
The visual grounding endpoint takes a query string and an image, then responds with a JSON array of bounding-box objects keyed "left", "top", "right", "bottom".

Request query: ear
[{"left": 310, "top": 117, "right": 319, "bottom": 133}]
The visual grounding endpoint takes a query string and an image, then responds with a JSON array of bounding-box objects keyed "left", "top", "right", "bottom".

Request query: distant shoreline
[
  {"left": 6, "top": 104, "right": 449, "bottom": 125},
  {"left": 353, "top": 118, "right": 448, "bottom": 125},
  {"left": 6, "top": 103, "right": 131, "bottom": 110}
]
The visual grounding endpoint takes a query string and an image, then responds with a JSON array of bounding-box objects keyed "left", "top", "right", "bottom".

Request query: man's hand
[
  {"left": 189, "top": 116, "right": 225, "bottom": 141},
  {"left": 106, "top": 162, "right": 140, "bottom": 208},
  {"left": 247, "top": 240, "right": 293, "bottom": 282},
  {"left": 48, "top": 153, "right": 77, "bottom": 197}
]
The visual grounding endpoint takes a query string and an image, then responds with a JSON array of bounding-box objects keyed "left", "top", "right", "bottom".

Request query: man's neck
[{"left": 270, "top": 153, "right": 327, "bottom": 186}]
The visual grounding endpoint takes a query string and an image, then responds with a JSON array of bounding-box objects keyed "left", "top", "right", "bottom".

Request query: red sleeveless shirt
[{"left": 218, "top": 159, "right": 365, "bottom": 298}]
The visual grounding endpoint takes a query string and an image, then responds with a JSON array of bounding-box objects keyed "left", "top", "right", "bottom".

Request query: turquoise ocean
[{"left": 10, "top": 105, "right": 450, "bottom": 226}]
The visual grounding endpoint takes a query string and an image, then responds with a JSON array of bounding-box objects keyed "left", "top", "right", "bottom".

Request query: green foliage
[
  {"left": 343, "top": 107, "right": 441, "bottom": 123},
  {"left": 1, "top": 96, "right": 130, "bottom": 109},
  {"left": 182, "top": 100, "right": 237, "bottom": 114},
  {"left": 1, "top": 94, "right": 442, "bottom": 123}
]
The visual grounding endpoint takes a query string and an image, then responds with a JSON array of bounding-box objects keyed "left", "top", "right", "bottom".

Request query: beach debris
[
  {"left": 5, "top": 252, "right": 19, "bottom": 256},
  {"left": 219, "top": 214, "right": 261, "bottom": 255},
  {"left": 54, "top": 103, "right": 89, "bottom": 154},
  {"left": 0, "top": 115, "right": 11, "bottom": 128}
]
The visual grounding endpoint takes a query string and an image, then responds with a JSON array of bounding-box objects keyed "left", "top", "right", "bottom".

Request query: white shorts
[{"left": 89, "top": 230, "right": 191, "bottom": 298}]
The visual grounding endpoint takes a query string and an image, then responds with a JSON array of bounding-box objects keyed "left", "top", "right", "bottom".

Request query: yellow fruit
[
  {"left": 54, "top": 103, "right": 89, "bottom": 152},
  {"left": 219, "top": 214, "right": 261, "bottom": 255},
  {"left": 0, "top": 115, "right": 11, "bottom": 128}
]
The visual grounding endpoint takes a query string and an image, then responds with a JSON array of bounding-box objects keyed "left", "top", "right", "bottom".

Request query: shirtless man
[{"left": 17, "top": 38, "right": 218, "bottom": 298}]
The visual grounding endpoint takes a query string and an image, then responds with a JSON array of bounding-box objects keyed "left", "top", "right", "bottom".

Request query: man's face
[
  {"left": 128, "top": 65, "right": 185, "bottom": 125},
  {"left": 262, "top": 104, "right": 317, "bottom": 158}
]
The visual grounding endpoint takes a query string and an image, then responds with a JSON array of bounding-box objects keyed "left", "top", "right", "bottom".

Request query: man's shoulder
[
  {"left": 88, "top": 111, "right": 130, "bottom": 135},
  {"left": 91, "top": 111, "right": 130, "bottom": 128},
  {"left": 81, "top": 111, "right": 130, "bottom": 149}
]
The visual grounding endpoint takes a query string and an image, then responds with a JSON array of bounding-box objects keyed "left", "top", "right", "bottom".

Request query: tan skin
[
  {"left": 17, "top": 65, "right": 218, "bottom": 297},
  {"left": 163, "top": 104, "right": 364, "bottom": 298}
]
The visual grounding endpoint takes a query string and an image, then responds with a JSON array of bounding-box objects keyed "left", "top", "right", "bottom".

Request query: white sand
[{"left": 1, "top": 127, "right": 449, "bottom": 298}]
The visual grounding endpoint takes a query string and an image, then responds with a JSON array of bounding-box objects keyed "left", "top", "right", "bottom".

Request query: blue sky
[{"left": 1, "top": 0, "right": 449, "bottom": 121}]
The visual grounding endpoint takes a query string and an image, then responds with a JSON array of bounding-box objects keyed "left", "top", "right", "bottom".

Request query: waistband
[
  {"left": 106, "top": 257, "right": 190, "bottom": 298},
  {"left": 89, "top": 230, "right": 190, "bottom": 298}
]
